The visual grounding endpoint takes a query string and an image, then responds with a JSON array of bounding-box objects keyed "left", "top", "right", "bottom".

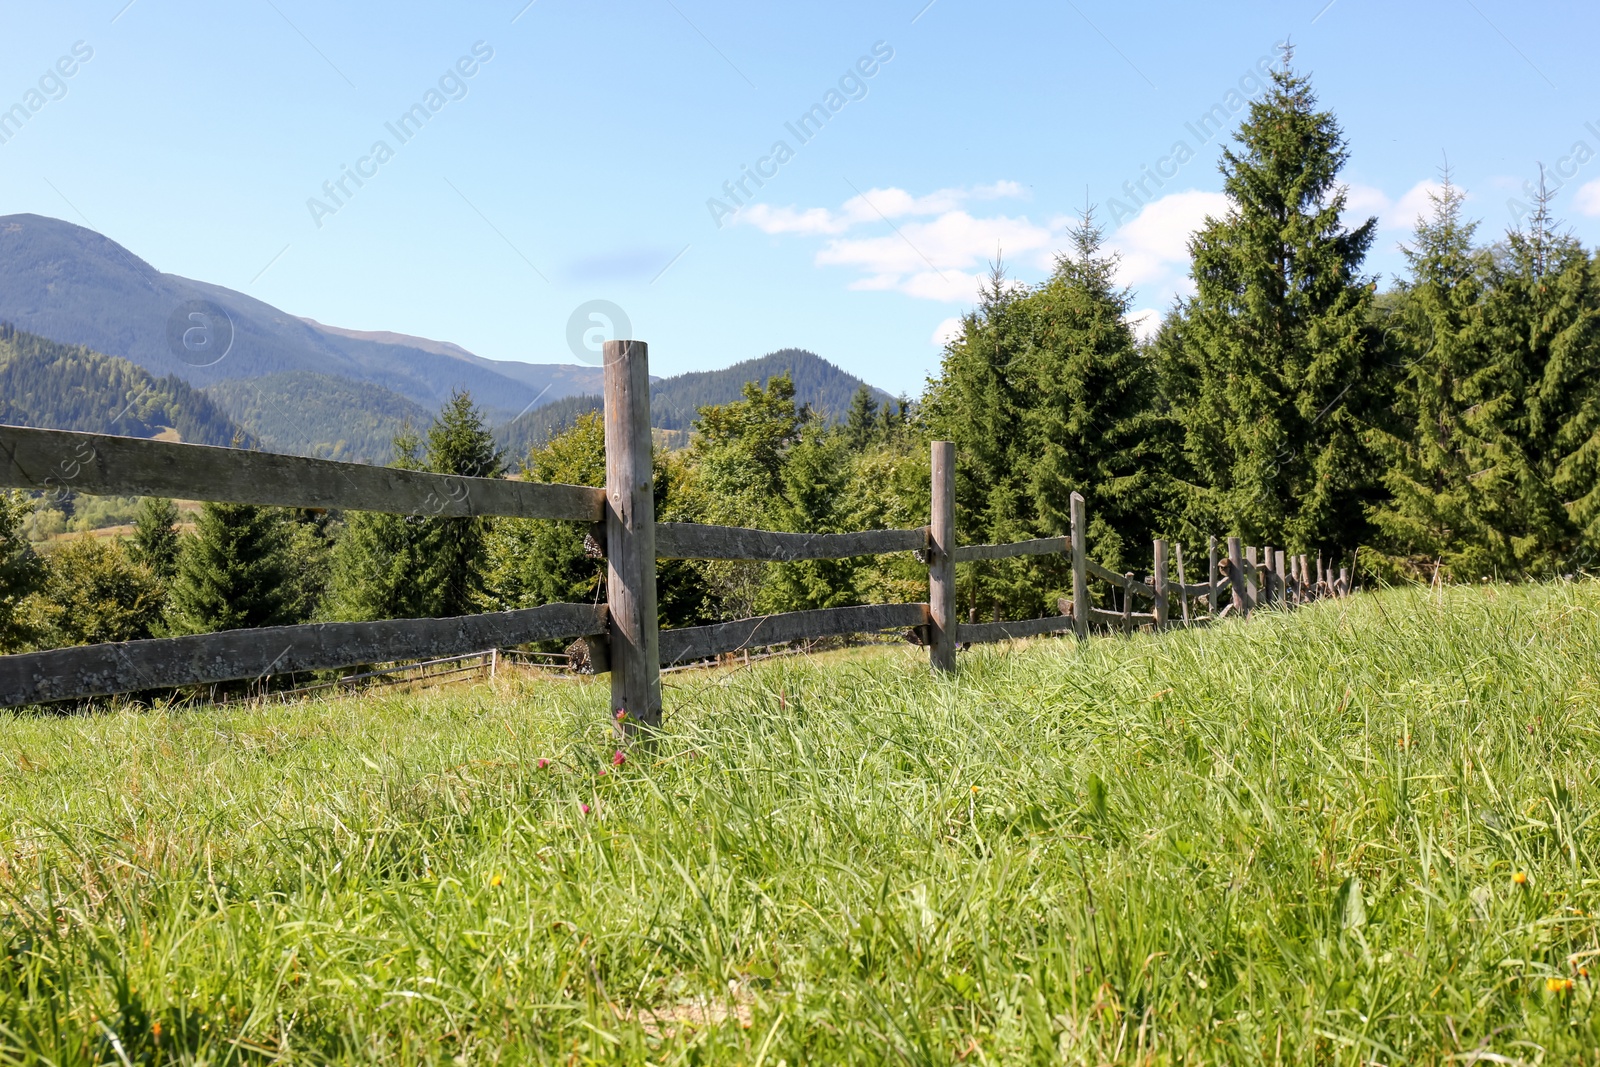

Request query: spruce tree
[
  {"left": 1026, "top": 210, "right": 1169, "bottom": 581},
  {"left": 1367, "top": 175, "right": 1494, "bottom": 578},
  {"left": 325, "top": 426, "right": 427, "bottom": 621},
  {"left": 1471, "top": 179, "right": 1600, "bottom": 576},
  {"left": 416, "top": 391, "right": 503, "bottom": 617},
  {"left": 0, "top": 490, "right": 45, "bottom": 652},
  {"left": 1174, "top": 49, "right": 1386, "bottom": 554},
  {"left": 166, "top": 501, "right": 299, "bottom": 634},
  {"left": 130, "top": 497, "right": 182, "bottom": 580},
  {"left": 922, "top": 260, "right": 1038, "bottom": 617},
  {"left": 843, "top": 386, "right": 880, "bottom": 451}
]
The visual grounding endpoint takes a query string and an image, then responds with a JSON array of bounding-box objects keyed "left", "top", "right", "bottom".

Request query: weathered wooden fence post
[
  {"left": 1274, "top": 549, "right": 1287, "bottom": 609},
  {"left": 1245, "top": 546, "right": 1260, "bottom": 608},
  {"left": 1174, "top": 541, "right": 1190, "bottom": 626},
  {"left": 603, "top": 339, "right": 661, "bottom": 734},
  {"left": 1228, "top": 537, "right": 1249, "bottom": 616},
  {"left": 1071, "top": 492, "right": 1088, "bottom": 639},
  {"left": 929, "top": 441, "right": 956, "bottom": 672},
  {"left": 1153, "top": 539, "right": 1169, "bottom": 628},
  {"left": 1208, "top": 536, "right": 1219, "bottom": 616}
]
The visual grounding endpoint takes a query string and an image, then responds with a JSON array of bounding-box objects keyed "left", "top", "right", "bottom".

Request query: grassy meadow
[{"left": 0, "top": 582, "right": 1597, "bottom": 1063}]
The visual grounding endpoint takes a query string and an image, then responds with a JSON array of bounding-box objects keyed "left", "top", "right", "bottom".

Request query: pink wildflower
[
  {"left": 612, "top": 750, "right": 626, "bottom": 767},
  {"left": 580, "top": 803, "right": 591, "bottom": 815},
  {"left": 537, "top": 758, "right": 549, "bottom": 770}
]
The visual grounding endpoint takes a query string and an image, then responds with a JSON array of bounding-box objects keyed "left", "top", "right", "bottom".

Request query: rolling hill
[
  {"left": 203, "top": 372, "right": 429, "bottom": 465},
  {"left": 498, "top": 348, "right": 896, "bottom": 459},
  {"left": 0, "top": 322, "right": 239, "bottom": 446}
]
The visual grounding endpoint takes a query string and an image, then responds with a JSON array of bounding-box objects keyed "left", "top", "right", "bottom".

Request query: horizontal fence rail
[
  {"left": 659, "top": 603, "right": 928, "bottom": 665},
  {"left": 0, "top": 425, "right": 604, "bottom": 521},
  {"left": 0, "top": 603, "right": 607, "bottom": 708},
  {"left": 957, "top": 613, "right": 1075, "bottom": 645},
  {"left": 655, "top": 522, "right": 928, "bottom": 562},
  {"left": 953, "top": 535, "right": 1069, "bottom": 563}
]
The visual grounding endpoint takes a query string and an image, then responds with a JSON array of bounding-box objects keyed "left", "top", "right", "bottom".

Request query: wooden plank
[
  {"left": 953, "top": 535, "right": 1068, "bottom": 563},
  {"left": 1084, "top": 557, "right": 1155, "bottom": 596},
  {"left": 1174, "top": 542, "right": 1191, "bottom": 626},
  {"left": 1153, "top": 539, "right": 1169, "bottom": 626},
  {"left": 1208, "top": 535, "right": 1219, "bottom": 615},
  {"left": 0, "top": 424, "right": 602, "bottom": 521},
  {"left": 657, "top": 522, "right": 927, "bottom": 561},
  {"left": 957, "top": 614, "right": 1074, "bottom": 645},
  {"left": 1070, "top": 492, "right": 1088, "bottom": 640},
  {"left": 0, "top": 603, "right": 607, "bottom": 708},
  {"left": 1088, "top": 608, "right": 1155, "bottom": 626},
  {"left": 659, "top": 603, "right": 928, "bottom": 665},
  {"left": 929, "top": 441, "right": 956, "bottom": 672},
  {"left": 603, "top": 340, "right": 662, "bottom": 732},
  {"left": 1227, "top": 537, "right": 1250, "bottom": 616}
]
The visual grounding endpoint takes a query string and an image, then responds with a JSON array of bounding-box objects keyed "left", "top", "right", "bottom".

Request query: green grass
[{"left": 1, "top": 583, "right": 1598, "bottom": 1064}]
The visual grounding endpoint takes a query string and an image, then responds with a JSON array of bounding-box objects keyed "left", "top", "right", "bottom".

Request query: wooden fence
[{"left": 0, "top": 339, "right": 1349, "bottom": 729}]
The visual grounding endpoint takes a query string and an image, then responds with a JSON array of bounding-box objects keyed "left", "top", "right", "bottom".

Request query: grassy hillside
[
  {"left": 205, "top": 371, "right": 429, "bottom": 464},
  {"left": 0, "top": 322, "right": 238, "bottom": 445},
  {"left": 1, "top": 583, "right": 1597, "bottom": 1061}
]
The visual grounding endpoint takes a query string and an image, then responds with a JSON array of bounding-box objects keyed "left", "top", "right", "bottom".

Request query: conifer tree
[
  {"left": 922, "top": 260, "right": 1038, "bottom": 616},
  {"left": 761, "top": 427, "right": 860, "bottom": 612},
  {"left": 1470, "top": 178, "right": 1600, "bottom": 575},
  {"left": 1174, "top": 48, "right": 1386, "bottom": 553},
  {"left": 416, "top": 391, "right": 503, "bottom": 617},
  {"left": 1367, "top": 175, "right": 1494, "bottom": 578},
  {"left": 130, "top": 496, "right": 181, "bottom": 580},
  {"left": 843, "top": 386, "right": 880, "bottom": 451},
  {"left": 1026, "top": 209, "right": 1168, "bottom": 580},
  {"left": 0, "top": 490, "right": 45, "bottom": 652},
  {"left": 40, "top": 537, "right": 164, "bottom": 645},
  {"left": 325, "top": 426, "right": 427, "bottom": 621},
  {"left": 166, "top": 501, "right": 299, "bottom": 634}
]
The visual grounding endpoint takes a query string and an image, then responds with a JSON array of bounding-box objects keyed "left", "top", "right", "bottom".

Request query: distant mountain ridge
[
  {"left": 0, "top": 213, "right": 602, "bottom": 425},
  {"left": 498, "top": 348, "right": 895, "bottom": 459},
  {"left": 0, "top": 213, "right": 899, "bottom": 464}
]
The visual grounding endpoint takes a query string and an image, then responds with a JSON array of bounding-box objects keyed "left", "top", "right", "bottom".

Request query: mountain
[
  {"left": 204, "top": 372, "right": 428, "bottom": 464},
  {"left": 498, "top": 348, "right": 895, "bottom": 460},
  {"left": 0, "top": 323, "right": 239, "bottom": 446},
  {"left": 0, "top": 214, "right": 603, "bottom": 426}
]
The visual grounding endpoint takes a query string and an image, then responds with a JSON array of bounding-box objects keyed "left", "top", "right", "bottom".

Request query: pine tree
[
  {"left": 0, "top": 490, "right": 45, "bottom": 652},
  {"left": 843, "top": 386, "right": 880, "bottom": 451},
  {"left": 166, "top": 502, "right": 299, "bottom": 634},
  {"left": 1174, "top": 49, "right": 1386, "bottom": 554},
  {"left": 760, "top": 427, "right": 860, "bottom": 612},
  {"left": 325, "top": 426, "right": 426, "bottom": 621},
  {"left": 40, "top": 536, "right": 164, "bottom": 645},
  {"left": 1367, "top": 174, "right": 1494, "bottom": 578},
  {"left": 1026, "top": 209, "right": 1169, "bottom": 583},
  {"left": 416, "top": 391, "right": 503, "bottom": 617},
  {"left": 922, "top": 260, "right": 1038, "bottom": 617},
  {"left": 130, "top": 497, "right": 181, "bottom": 580},
  {"left": 1470, "top": 176, "right": 1600, "bottom": 576}
]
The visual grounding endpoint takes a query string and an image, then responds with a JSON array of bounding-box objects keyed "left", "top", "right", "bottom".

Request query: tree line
[{"left": 2, "top": 52, "right": 1598, "bottom": 658}]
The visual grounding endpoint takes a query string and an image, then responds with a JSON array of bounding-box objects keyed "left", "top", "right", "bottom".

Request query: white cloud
[
  {"left": 1340, "top": 179, "right": 1451, "bottom": 234},
  {"left": 1107, "top": 190, "right": 1228, "bottom": 291},
  {"left": 1126, "top": 308, "right": 1162, "bottom": 342},
  {"left": 1576, "top": 179, "right": 1600, "bottom": 217},
  {"left": 736, "top": 181, "right": 1030, "bottom": 239},
  {"left": 931, "top": 316, "right": 964, "bottom": 346}
]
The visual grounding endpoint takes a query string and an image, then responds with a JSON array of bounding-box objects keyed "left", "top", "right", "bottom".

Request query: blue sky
[{"left": 2, "top": 0, "right": 1597, "bottom": 396}]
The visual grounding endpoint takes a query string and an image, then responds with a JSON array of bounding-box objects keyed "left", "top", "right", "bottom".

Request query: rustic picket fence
[{"left": 0, "top": 340, "right": 1349, "bottom": 729}]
